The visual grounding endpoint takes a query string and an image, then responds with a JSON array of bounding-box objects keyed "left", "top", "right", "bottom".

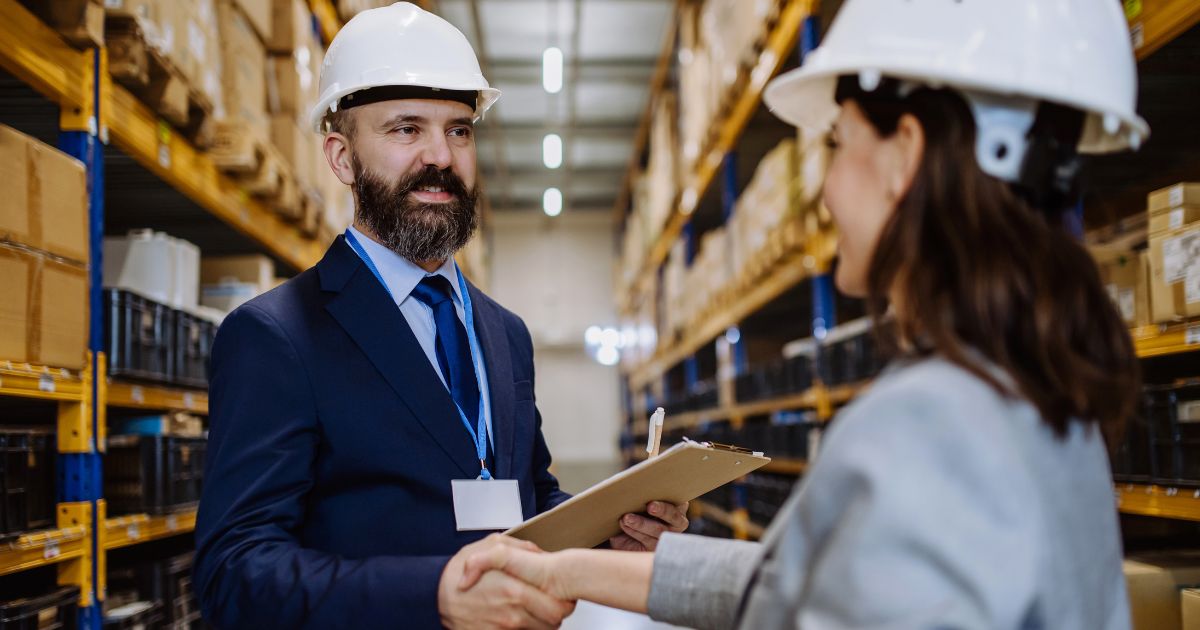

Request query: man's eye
[
  {"left": 394, "top": 126, "right": 418, "bottom": 135},
  {"left": 449, "top": 127, "right": 472, "bottom": 138}
]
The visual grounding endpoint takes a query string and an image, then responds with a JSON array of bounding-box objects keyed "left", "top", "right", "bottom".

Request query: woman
[{"left": 461, "top": 1, "right": 1147, "bottom": 628}]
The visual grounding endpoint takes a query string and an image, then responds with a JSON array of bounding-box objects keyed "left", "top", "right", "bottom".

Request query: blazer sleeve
[
  {"left": 647, "top": 534, "right": 765, "bottom": 629},
  {"left": 194, "top": 304, "right": 451, "bottom": 630}
]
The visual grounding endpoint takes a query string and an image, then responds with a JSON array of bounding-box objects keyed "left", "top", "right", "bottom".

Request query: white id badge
[{"left": 451, "top": 479, "right": 524, "bottom": 531}]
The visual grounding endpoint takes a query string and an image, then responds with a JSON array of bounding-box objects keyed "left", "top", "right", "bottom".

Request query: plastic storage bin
[
  {"left": 172, "top": 311, "right": 216, "bottom": 389},
  {"left": 102, "top": 601, "right": 164, "bottom": 630},
  {"left": 104, "top": 435, "right": 206, "bottom": 516},
  {"left": 0, "top": 428, "right": 55, "bottom": 539},
  {"left": 0, "top": 586, "right": 79, "bottom": 630},
  {"left": 104, "top": 289, "right": 176, "bottom": 385}
]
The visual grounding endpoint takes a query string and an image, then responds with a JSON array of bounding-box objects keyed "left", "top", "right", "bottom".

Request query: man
[{"left": 193, "top": 3, "right": 687, "bottom": 629}]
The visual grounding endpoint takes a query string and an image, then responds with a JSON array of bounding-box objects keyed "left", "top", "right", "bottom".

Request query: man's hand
[
  {"left": 438, "top": 534, "right": 576, "bottom": 630},
  {"left": 608, "top": 501, "right": 689, "bottom": 552}
]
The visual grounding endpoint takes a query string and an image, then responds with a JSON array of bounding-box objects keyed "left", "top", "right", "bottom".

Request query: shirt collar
[{"left": 347, "top": 226, "right": 462, "bottom": 305}]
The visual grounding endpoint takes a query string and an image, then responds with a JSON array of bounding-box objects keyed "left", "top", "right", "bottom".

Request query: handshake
[{"left": 437, "top": 500, "right": 689, "bottom": 629}]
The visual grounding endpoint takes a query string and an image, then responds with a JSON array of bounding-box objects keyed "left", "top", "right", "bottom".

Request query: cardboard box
[
  {"left": 0, "top": 125, "right": 89, "bottom": 264},
  {"left": 0, "top": 245, "right": 31, "bottom": 362},
  {"left": 1151, "top": 205, "right": 1200, "bottom": 235},
  {"left": 267, "top": 0, "right": 311, "bottom": 54},
  {"left": 1149, "top": 225, "right": 1200, "bottom": 323},
  {"left": 201, "top": 254, "right": 274, "bottom": 294},
  {"left": 218, "top": 0, "right": 269, "bottom": 140},
  {"left": 1100, "top": 251, "right": 1151, "bottom": 327},
  {"left": 1184, "top": 589, "right": 1200, "bottom": 630},
  {"left": 38, "top": 254, "right": 89, "bottom": 369},
  {"left": 0, "top": 243, "right": 87, "bottom": 368},
  {"left": 34, "top": 0, "right": 105, "bottom": 49},
  {"left": 1126, "top": 553, "right": 1200, "bottom": 630},
  {"left": 231, "top": 0, "right": 273, "bottom": 44},
  {"left": 1150, "top": 183, "right": 1200, "bottom": 214},
  {"left": 270, "top": 115, "right": 312, "bottom": 186},
  {"left": 267, "top": 46, "right": 320, "bottom": 122}
]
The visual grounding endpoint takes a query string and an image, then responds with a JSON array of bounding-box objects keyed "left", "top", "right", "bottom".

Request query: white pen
[{"left": 646, "top": 407, "right": 665, "bottom": 458}]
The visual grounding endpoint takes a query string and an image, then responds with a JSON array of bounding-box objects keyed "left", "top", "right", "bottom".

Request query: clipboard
[{"left": 506, "top": 440, "right": 770, "bottom": 551}]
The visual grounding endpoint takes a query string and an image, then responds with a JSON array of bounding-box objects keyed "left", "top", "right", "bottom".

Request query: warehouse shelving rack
[
  {"left": 615, "top": 0, "right": 1200, "bottom": 540},
  {"left": 0, "top": 1, "right": 340, "bottom": 626}
]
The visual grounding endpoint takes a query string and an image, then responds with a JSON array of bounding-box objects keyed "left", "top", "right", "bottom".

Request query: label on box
[
  {"left": 132, "top": 386, "right": 144, "bottom": 403},
  {"left": 1187, "top": 326, "right": 1200, "bottom": 346},
  {"left": 166, "top": 515, "right": 178, "bottom": 531},
  {"left": 1131, "top": 22, "right": 1144, "bottom": 49},
  {"left": 1170, "top": 208, "right": 1185, "bottom": 230},
  {"left": 43, "top": 542, "right": 60, "bottom": 559},
  {"left": 128, "top": 524, "right": 140, "bottom": 540},
  {"left": 105, "top": 0, "right": 123, "bottom": 8},
  {"left": 1187, "top": 266, "right": 1200, "bottom": 305},
  {"left": 1163, "top": 233, "right": 1200, "bottom": 283},
  {"left": 1119, "top": 288, "right": 1136, "bottom": 320},
  {"left": 1171, "top": 186, "right": 1185, "bottom": 208},
  {"left": 39, "top": 374, "right": 55, "bottom": 393}
]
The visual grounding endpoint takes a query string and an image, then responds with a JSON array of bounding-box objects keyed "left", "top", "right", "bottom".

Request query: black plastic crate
[
  {"left": 104, "top": 435, "right": 206, "bottom": 516},
  {"left": 140, "top": 553, "right": 200, "bottom": 628},
  {"left": 104, "top": 289, "right": 176, "bottom": 385},
  {"left": 172, "top": 311, "right": 216, "bottom": 389},
  {"left": 102, "top": 601, "right": 164, "bottom": 630},
  {"left": 0, "top": 429, "right": 56, "bottom": 539},
  {"left": 0, "top": 586, "right": 79, "bottom": 630}
]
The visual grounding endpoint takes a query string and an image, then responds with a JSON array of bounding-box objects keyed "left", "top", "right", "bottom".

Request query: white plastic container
[
  {"left": 103, "top": 229, "right": 174, "bottom": 305},
  {"left": 171, "top": 236, "right": 200, "bottom": 311},
  {"left": 200, "top": 281, "right": 259, "bottom": 314}
]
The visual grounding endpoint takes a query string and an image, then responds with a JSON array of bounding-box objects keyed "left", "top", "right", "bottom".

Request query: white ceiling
[{"left": 434, "top": 0, "right": 673, "bottom": 212}]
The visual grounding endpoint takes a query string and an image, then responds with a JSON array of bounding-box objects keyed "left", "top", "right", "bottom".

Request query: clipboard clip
[{"left": 683, "top": 437, "right": 756, "bottom": 455}]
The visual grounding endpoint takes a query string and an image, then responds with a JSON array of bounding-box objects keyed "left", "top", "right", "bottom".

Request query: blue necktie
[{"left": 410, "top": 275, "right": 483, "bottom": 431}]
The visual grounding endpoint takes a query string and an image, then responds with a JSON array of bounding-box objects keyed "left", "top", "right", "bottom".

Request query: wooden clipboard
[{"left": 506, "top": 441, "right": 770, "bottom": 551}]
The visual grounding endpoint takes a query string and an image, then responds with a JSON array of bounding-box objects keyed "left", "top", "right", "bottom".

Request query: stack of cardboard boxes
[
  {"left": 1097, "top": 182, "right": 1200, "bottom": 328},
  {"left": 0, "top": 126, "right": 89, "bottom": 370},
  {"left": 1148, "top": 183, "right": 1200, "bottom": 322}
]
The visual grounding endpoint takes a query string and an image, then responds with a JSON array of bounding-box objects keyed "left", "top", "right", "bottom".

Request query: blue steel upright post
[{"left": 56, "top": 45, "right": 104, "bottom": 630}]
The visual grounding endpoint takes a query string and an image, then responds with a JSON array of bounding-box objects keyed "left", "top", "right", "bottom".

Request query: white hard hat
[
  {"left": 309, "top": 2, "right": 501, "bottom": 133},
  {"left": 764, "top": 0, "right": 1149, "bottom": 175}
]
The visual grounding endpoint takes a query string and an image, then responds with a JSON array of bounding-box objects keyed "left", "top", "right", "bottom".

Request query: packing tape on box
[
  {"left": 27, "top": 246, "right": 44, "bottom": 361},
  {"left": 25, "top": 141, "right": 43, "bottom": 252}
]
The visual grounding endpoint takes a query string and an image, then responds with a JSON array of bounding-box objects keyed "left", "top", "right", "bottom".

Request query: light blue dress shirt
[{"left": 347, "top": 226, "right": 494, "bottom": 449}]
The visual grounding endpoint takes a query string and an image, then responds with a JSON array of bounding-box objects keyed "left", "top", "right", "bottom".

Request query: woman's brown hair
[{"left": 842, "top": 79, "right": 1139, "bottom": 444}]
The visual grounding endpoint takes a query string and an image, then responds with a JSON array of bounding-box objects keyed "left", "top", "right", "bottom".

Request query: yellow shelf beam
[
  {"left": 1116, "top": 484, "right": 1200, "bottom": 522},
  {"left": 0, "top": 361, "right": 85, "bottom": 403},
  {"left": 0, "top": 525, "right": 88, "bottom": 577},
  {"left": 693, "top": 501, "right": 765, "bottom": 541},
  {"left": 762, "top": 458, "right": 808, "bottom": 476},
  {"left": 632, "top": 382, "right": 867, "bottom": 437},
  {"left": 107, "top": 380, "right": 209, "bottom": 414},
  {"left": 309, "top": 0, "right": 341, "bottom": 45},
  {"left": 0, "top": 0, "right": 92, "bottom": 125},
  {"left": 104, "top": 510, "right": 198, "bottom": 551},
  {"left": 106, "top": 83, "right": 324, "bottom": 272},
  {"left": 619, "top": 0, "right": 813, "bottom": 314},
  {"left": 1131, "top": 320, "right": 1200, "bottom": 359},
  {"left": 1127, "top": 0, "right": 1200, "bottom": 60}
]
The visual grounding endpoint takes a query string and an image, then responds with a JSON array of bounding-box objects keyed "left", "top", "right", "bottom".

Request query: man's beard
[{"left": 352, "top": 155, "right": 480, "bottom": 264}]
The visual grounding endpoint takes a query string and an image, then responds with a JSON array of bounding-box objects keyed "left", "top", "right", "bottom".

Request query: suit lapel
[
  {"left": 320, "top": 237, "right": 476, "bottom": 478},
  {"left": 468, "top": 284, "right": 516, "bottom": 480}
]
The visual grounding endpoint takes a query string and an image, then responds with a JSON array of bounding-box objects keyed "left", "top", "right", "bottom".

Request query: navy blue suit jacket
[{"left": 194, "top": 236, "right": 570, "bottom": 629}]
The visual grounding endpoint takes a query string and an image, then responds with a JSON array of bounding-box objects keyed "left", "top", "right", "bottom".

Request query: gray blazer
[{"left": 646, "top": 357, "right": 1130, "bottom": 630}]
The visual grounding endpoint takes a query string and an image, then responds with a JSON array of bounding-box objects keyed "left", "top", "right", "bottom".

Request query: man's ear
[{"left": 323, "top": 132, "right": 356, "bottom": 186}]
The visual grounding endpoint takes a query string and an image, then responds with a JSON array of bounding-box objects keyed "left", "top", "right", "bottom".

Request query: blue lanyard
[{"left": 344, "top": 230, "right": 493, "bottom": 480}]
